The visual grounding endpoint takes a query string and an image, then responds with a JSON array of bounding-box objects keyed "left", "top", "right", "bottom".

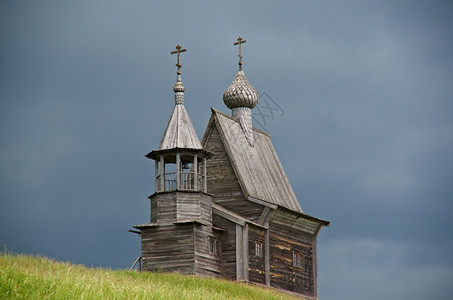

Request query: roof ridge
[{"left": 210, "top": 107, "right": 270, "bottom": 137}]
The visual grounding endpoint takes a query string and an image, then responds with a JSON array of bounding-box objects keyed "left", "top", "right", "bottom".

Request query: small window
[
  {"left": 209, "top": 237, "right": 217, "bottom": 255},
  {"left": 255, "top": 240, "right": 263, "bottom": 257},
  {"left": 292, "top": 250, "right": 305, "bottom": 269}
]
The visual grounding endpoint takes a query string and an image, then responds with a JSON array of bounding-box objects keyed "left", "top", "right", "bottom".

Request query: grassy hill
[{"left": 0, "top": 253, "right": 302, "bottom": 299}]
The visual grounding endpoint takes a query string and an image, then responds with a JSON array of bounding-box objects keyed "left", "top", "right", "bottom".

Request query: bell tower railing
[
  {"left": 154, "top": 153, "right": 207, "bottom": 193},
  {"left": 155, "top": 171, "right": 205, "bottom": 192}
]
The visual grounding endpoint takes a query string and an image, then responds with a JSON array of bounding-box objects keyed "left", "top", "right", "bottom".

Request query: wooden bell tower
[{"left": 133, "top": 45, "right": 221, "bottom": 276}]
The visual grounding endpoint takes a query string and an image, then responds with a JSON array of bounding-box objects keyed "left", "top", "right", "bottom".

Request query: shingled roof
[
  {"left": 203, "top": 108, "right": 303, "bottom": 213},
  {"left": 158, "top": 103, "right": 203, "bottom": 150}
]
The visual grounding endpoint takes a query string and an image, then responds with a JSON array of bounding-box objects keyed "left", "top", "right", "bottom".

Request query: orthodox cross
[
  {"left": 234, "top": 37, "right": 246, "bottom": 70},
  {"left": 171, "top": 44, "right": 187, "bottom": 75}
]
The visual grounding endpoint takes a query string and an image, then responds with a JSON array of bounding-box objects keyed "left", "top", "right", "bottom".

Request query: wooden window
[
  {"left": 255, "top": 240, "right": 263, "bottom": 257},
  {"left": 292, "top": 250, "right": 305, "bottom": 269},
  {"left": 209, "top": 237, "right": 217, "bottom": 255}
]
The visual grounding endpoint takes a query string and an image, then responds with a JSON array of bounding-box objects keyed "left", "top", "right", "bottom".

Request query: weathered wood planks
[
  {"left": 206, "top": 109, "right": 303, "bottom": 213},
  {"left": 135, "top": 106, "right": 329, "bottom": 300}
]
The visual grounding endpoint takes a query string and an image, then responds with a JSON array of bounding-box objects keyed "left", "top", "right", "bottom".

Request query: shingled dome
[{"left": 223, "top": 70, "right": 259, "bottom": 109}]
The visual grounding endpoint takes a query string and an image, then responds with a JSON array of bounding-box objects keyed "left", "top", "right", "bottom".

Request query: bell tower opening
[{"left": 152, "top": 152, "right": 207, "bottom": 193}]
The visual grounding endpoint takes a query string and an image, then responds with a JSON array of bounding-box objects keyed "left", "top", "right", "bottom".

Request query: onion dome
[{"left": 223, "top": 70, "right": 259, "bottom": 109}]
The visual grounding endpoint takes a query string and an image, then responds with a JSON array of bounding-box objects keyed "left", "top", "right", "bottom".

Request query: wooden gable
[
  {"left": 202, "top": 108, "right": 303, "bottom": 214},
  {"left": 202, "top": 114, "right": 265, "bottom": 221}
]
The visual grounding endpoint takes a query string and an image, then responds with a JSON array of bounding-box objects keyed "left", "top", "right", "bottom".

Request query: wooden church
[{"left": 132, "top": 39, "right": 329, "bottom": 299}]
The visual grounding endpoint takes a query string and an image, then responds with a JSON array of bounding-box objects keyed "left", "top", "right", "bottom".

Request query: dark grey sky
[{"left": 1, "top": 1, "right": 452, "bottom": 299}]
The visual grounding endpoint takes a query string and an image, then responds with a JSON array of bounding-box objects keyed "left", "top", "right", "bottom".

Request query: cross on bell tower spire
[
  {"left": 171, "top": 44, "right": 187, "bottom": 75},
  {"left": 234, "top": 37, "right": 246, "bottom": 71},
  {"left": 171, "top": 44, "right": 187, "bottom": 104}
]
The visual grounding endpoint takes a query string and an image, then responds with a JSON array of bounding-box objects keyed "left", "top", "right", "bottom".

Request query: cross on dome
[
  {"left": 234, "top": 37, "right": 246, "bottom": 70},
  {"left": 224, "top": 37, "right": 259, "bottom": 147}
]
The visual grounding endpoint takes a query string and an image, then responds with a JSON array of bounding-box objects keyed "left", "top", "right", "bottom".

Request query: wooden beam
[
  {"left": 212, "top": 203, "right": 266, "bottom": 228},
  {"left": 128, "top": 229, "right": 141, "bottom": 235},
  {"left": 216, "top": 205, "right": 246, "bottom": 227},
  {"left": 176, "top": 152, "right": 180, "bottom": 190},
  {"left": 247, "top": 196, "right": 278, "bottom": 210},
  {"left": 258, "top": 207, "right": 274, "bottom": 227},
  {"left": 236, "top": 224, "right": 243, "bottom": 281},
  {"left": 160, "top": 156, "right": 164, "bottom": 191},
  {"left": 265, "top": 229, "right": 270, "bottom": 286},
  {"left": 235, "top": 223, "right": 249, "bottom": 282},
  {"left": 243, "top": 224, "right": 249, "bottom": 282},
  {"left": 313, "top": 234, "right": 319, "bottom": 298},
  {"left": 194, "top": 154, "right": 198, "bottom": 190},
  {"left": 155, "top": 159, "right": 159, "bottom": 191},
  {"left": 203, "top": 157, "right": 207, "bottom": 192}
]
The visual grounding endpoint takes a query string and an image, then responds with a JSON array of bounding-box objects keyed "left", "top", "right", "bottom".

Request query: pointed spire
[
  {"left": 171, "top": 44, "right": 187, "bottom": 105},
  {"left": 154, "top": 44, "right": 203, "bottom": 151}
]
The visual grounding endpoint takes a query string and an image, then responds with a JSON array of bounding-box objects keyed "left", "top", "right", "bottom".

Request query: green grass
[{"left": 0, "top": 252, "right": 301, "bottom": 299}]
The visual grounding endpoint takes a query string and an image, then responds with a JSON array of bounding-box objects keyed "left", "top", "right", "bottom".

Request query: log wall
[
  {"left": 268, "top": 209, "right": 317, "bottom": 297},
  {"left": 149, "top": 191, "right": 212, "bottom": 225},
  {"left": 194, "top": 224, "right": 223, "bottom": 276},
  {"left": 212, "top": 213, "right": 237, "bottom": 280},
  {"left": 248, "top": 225, "right": 266, "bottom": 285},
  {"left": 204, "top": 122, "right": 264, "bottom": 222},
  {"left": 141, "top": 224, "right": 195, "bottom": 273}
]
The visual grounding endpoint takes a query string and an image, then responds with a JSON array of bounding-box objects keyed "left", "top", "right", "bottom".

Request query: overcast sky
[{"left": 1, "top": 1, "right": 452, "bottom": 299}]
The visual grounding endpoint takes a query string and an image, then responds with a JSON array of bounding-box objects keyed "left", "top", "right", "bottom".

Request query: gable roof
[
  {"left": 202, "top": 108, "right": 303, "bottom": 213},
  {"left": 158, "top": 104, "right": 203, "bottom": 150}
]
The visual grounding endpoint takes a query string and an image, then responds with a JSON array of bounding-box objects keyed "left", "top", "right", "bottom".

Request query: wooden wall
[
  {"left": 204, "top": 121, "right": 264, "bottom": 222},
  {"left": 141, "top": 224, "right": 196, "bottom": 274},
  {"left": 176, "top": 192, "right": 212, "bottom": 225},
  {"left": 150, "top": 192, "right": 176, "bottom": 224},
  {"left": 143, "top": 190, "right": 221, "bottom": 277},
  {"left": 212, "top": 213, "right": 237, "bottom": 280},
  {"left": 194, "top": 224, "right": 222, "bottom": 276},
  {"left": 141, "top": 222, "right": 223, "bottom": 277},
  {"left": 268, "top": 209, "right": 317, "bottom": 297},
  {"left": 248, "top": 225, "right": 266, "bottom": 284},
  {"left": 149, "top": 191, "right": 212, "bottom": 226}
]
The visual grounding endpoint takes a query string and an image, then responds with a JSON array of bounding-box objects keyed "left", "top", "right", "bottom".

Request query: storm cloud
[{"left": 1, "top": 1, "right": 452, "bottom": 299}]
